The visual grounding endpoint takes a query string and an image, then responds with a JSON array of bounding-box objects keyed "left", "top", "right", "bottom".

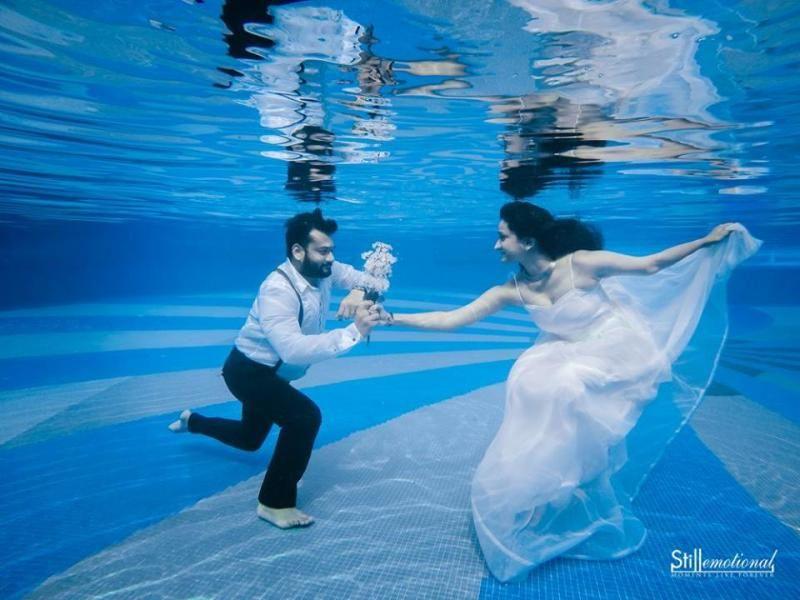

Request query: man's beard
[{"left": 301, "top": 257, "right": 332, "bottom": 279}]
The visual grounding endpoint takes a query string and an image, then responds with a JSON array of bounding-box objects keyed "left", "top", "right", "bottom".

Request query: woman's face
[{"left": 495, "top": 219, "right": 528, "bottom": 262}]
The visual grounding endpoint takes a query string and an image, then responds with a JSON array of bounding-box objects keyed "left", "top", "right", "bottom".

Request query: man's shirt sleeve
[{"left": 257, "top": 279, "right": 361, "bottom": 365}]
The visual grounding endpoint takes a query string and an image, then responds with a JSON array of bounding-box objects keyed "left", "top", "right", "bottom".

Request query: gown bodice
[
  {"left": 514, "top": 256, "right": 625, "bottom": 341},
  {"left": 523, "top": 285, "right": 616, "bottom": 338}
]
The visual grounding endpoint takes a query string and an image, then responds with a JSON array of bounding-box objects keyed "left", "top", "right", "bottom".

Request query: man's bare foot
[
  {"left": 168, "top": 409, "right": 192, "bottom": 433},
  {"left": 256, "top": 503, "right": 314, "bottom": 529}
]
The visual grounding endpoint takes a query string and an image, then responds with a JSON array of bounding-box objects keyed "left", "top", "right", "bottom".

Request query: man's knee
[
  {"left": 299, "top": 401, "right": 322, "bottom": 431},
  {"left": 240, "top": 427, "right": 268, "bottom": 452},
  {"left": 241, "top": 437, "right": 263, "bottom": 452},
  {"left": 308, "top": 402, "right": 322, "bottom": 429}
]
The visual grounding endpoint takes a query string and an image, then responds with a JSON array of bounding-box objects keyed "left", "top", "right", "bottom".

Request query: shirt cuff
[{"left": 344, "top": 322, "right": 362, "bottom": 345}]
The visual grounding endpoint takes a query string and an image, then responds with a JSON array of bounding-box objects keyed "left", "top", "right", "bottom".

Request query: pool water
[{"left": 2, "top": 0, "right": 799, "bottom": 598}]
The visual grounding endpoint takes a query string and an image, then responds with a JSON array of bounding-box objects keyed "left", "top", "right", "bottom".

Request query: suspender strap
[
  {"left": 275, "top": 268, "right": 304, "bottom": 325},
  {"left": 272, "top": 268, "right": 304, "bottom": 371}
]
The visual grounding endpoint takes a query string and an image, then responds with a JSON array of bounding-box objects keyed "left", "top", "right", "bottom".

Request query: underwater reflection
[
  {"left": 509, "top": 0, "right": 720, "bottom": 122},
  {"left": 491, "top": 0, "right": 752, "bottom": 182},
  {"left": 210, "top": 0, "right": 765, "bottom": 206},
  {"left": 219, "top": 0, "right": 277, "bottom": 61},
  {"left": 494, "top": 96, "right": 606, "bottom": 200},
  {"left": 396, "top": 0, "right": 753, "bottom": 192},
  {"left": 218, "top": 2, "right": 401, "bottom": 201},
  {"left": 218, "top": 2, "right": 356, "bottom": 201},
  {"left": 284, "top": 125, "right": 336, "bottom": 203}
]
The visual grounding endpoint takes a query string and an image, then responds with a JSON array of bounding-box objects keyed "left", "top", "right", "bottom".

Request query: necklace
[{"left": 521, "top": 261, "right": 555, "bottom": 284}]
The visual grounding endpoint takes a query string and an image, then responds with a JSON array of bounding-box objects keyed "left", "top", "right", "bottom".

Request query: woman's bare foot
[{"left": 256, "top": 503, "right": 315, "bottom": 529}]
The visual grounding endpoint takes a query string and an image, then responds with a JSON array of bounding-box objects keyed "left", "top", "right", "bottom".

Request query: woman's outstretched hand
[
  {"left": 372, "top": 304, "right": 395, "bottom": 325},
  {"left": 704, "top": 222, "right": 737, "bottom": 245}
]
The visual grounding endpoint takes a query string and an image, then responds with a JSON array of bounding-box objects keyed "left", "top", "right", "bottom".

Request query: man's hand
[
  {"left": 372, "top": 304, "right": 394, "bottom": 325},
  {"left": 337, "top": 288, "right": 366, "bottom": 320},
  {"left": 354, "top": 301, "right": 382, "bottom": 337}
]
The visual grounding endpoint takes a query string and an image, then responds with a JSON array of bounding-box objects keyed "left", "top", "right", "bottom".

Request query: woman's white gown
[{"left": 471, "top": 226, "right": 762, "bottom": 582}]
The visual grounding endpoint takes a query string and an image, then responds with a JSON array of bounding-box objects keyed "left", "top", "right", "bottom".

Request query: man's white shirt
[{"left": 235, "top": 259, "right": 379, "bottom": 380}]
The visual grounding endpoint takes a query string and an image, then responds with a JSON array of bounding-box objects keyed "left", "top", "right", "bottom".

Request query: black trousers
[{"left": 188, "top": 347, "right": 321, "bottom": 509}]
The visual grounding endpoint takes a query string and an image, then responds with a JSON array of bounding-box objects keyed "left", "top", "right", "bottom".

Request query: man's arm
[
  {"left": 337, "top": 288, "right": 366, "bottom": 319},
  {"left": 331, "top": 261, "right": 383, "bottom": 319},
  {"left": 258, "top": 281, "right": 363, "bottom": 365}
]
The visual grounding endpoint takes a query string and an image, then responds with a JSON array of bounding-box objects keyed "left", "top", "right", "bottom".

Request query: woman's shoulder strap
[
  {"left": 511, "top": 273, "right": 526, "bottom": 305},
  {"left": 568, "top": 254, "right": 576, "bottom": 289}
]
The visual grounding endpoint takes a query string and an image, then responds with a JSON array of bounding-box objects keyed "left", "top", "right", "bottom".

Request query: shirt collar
[{"left": 281, "top": 258, "right": 314, "bottom": 293}]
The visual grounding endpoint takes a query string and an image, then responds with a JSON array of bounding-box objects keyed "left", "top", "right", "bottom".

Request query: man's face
[
  {"left": 297, "top": 229, "right": 335, "bottom": 278},
  {"left": 494, "top": 219, "right": 527, "bottom": 262}
]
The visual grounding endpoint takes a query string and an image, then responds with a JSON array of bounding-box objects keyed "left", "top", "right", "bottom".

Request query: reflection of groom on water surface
[{"left": 217, "top": 0, "right": 399, "bottom": 203}]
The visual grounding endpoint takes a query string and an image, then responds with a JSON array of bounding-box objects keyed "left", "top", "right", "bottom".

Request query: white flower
[{"left": 361, "top": 241, "right": 397, "bottom": 294}]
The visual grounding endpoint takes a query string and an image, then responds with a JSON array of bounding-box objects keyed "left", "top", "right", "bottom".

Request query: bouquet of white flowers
[{"left": 361, "top": 241, "right": 397, "bottom": 302}]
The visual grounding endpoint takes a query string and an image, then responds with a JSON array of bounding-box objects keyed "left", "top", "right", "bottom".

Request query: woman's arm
[
  {"left": 390, "top": 285, "right": 512, "bottom": 331},
  {"left": 577, "top": 223, "right": 737, "bottom": 278}
]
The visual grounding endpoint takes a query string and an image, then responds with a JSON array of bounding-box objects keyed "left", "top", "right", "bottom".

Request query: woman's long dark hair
[{"left": 500, "top": 201, "right": 603, "bottom": 259}]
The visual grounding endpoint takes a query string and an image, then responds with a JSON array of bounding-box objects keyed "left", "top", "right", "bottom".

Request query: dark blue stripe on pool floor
[
  {"left": 0, "top": 339, "right": 529, "bottom": 392},
  {"left": 0, "top": 315, "right": 245, "bottom": 334},
  {"left": 713, "top": 365, "right": 800, "bottom": 426}
]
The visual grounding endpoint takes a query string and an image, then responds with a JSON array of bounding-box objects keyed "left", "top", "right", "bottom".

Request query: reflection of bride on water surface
[{"left": 385, "top": 202, "right": 760, "bottom": 581}]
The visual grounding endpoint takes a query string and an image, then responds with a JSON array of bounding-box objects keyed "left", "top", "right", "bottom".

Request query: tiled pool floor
[{"left": 2, "top": 291, "right": 798, "bottom": 599}]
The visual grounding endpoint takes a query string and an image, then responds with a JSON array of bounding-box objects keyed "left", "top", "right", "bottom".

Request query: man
[{"left": 169, "top": 208, "right": 383, "bottom": 529}]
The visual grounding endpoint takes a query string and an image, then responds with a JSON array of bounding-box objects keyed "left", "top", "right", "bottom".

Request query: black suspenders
[
  {"left": 275, "top": 268, "right": 304, "bottom": 324},
  {"left": 272, "top": 268, "right": 304, "bottom": 371}
]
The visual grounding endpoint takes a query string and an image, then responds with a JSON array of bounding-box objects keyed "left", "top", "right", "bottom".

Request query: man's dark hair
[{"left": 285, "top": 208, "right": 338, "bottom": 257}]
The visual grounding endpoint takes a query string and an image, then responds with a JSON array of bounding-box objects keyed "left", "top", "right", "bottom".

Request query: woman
[{"left": 382, "top": 202, "right": 761, "bottom": 582}]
